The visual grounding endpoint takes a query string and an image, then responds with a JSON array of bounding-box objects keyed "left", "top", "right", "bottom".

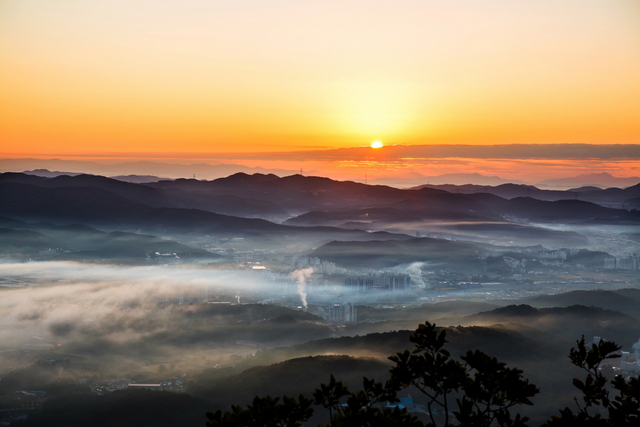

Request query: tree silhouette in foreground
[
  {"left": 205, "top": 321, "right": 639, "bottom": 427},
  {"left": 543, "top": 336, "right": 640, "bottom": 426}
]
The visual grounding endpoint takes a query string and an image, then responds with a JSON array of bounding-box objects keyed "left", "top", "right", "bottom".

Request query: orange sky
[{"left": 1, "top": 0, "right": 640, "bottom": 179}]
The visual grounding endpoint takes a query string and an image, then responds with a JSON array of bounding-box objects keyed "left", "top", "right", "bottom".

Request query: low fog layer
[
  {"left": 0, "top": 262, "right": 289, "bottom": 355},
  {"left": 0, "top": 261, "right": 410, "bottom": 356}
]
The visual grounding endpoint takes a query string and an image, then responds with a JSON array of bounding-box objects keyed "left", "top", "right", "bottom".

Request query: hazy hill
[
  {"left": 411, "top": 183, "right": 561, "bottom": 200},
  {"left": 0, "top": 218, "right": 216, "bottom": 261},
  {"left": 521, "top": 289, "right": 640, "bottom": 320},
  {"left": 463, "top": 304, "right": 640, "bottom": 349},
  {"left": 537, "top": 172, "right": 640, "bottom": 189},
  {"left": 22, "top": 168, "right": 82, "bottom": 178},
  {"left": 111, "top": 174, "right": 167, "bottom": 183},
  {"left": 285, "top": 191, "right": 504, "bottom": 224},
  {"left": 568, "top": 186, "right": 603, "bottom": 192},
  {"left": 308, "top": 237, "right": 610, "bottom": 270},
  {"left": 410, "top": 172, "right": 529, "bottom": 186},
  {"left": 357, "top": 300, "right": 500, "bottom": 322},
  {"left": 310, "top": 237, "right": 483, "bottom": 270},
  {"left": 287, "top": 205, "right": 590, "bottom": 247},
  {"left": 159, "top": 187, "right": 288, "bottom": 220},
  {"left": 21, "top": 169, "right": 168, "bottom": 183},
  {"left": 423, "top": 222, "right": 589, "bottom": 247},
  {"left": 0, "top": 228, "right": 56, "bottom": 252},
  {"left": 490, "top": 197, "right": 639, "bottom": 222},
  {"left": 286, "top": 191, "right": 639, "bottom": 227},
  {"left": 411, "top": 182, "right": 640, "bottom": 208},
  {"left": 614, "top": 288, "right": 640, "bottom": 300},
  {"left": 365, "top": 172, "right": 529, "bottom": 188}
]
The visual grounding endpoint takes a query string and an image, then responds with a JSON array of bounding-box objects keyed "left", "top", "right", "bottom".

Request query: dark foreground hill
[
  {"left": 182, "top": 324, "right": 577, "bottom": 421},
  {"left": 233, "top": 324, "right": 562, "bottom": 372},
  {"left": 17, "top": 389, "right": 210, "bottom": 427},
  {"left": 191, "top": 355, "right": 391, "bottom": 408},
  {"left": 8, "top": 312, "right": 628, "bottom": 426}
]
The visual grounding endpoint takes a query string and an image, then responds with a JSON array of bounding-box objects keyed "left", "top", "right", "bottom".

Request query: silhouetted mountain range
[
  {"left": 23, "top": 169, "right": 176, "bottom": 183},
  {"left": 0, "top": 177, "right": 412, "bottom": 251},
  {"left": 3, "top": 171, "right": 638, "bottom": 258},
  {"left": 22, "top": 169, "right": 82, "bottom": 178},
  {"left": 0, "top": 158, "right": 302, "bottom": 179},
  {"left": 150, "top": 173, "right": 425, "bottom": 214},
  {"left": 369, "top": 172, "right": 529, "bottom": 187},
  {"left": 0, "top": 172, "right": 288, "bottom": 220},
  {"left": 4, "top": 172, "right": 637, "bottom": 227}
]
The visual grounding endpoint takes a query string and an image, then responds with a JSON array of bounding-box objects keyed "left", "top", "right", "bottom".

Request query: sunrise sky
[{"left": 1, "top": 0, "right": 639, "bottom": 181}]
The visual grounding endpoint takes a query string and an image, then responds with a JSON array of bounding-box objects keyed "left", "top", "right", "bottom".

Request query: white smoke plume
[
  {"left": 390, "top": 262, "right": 427, "bottom": 288},
  {"left": 290, "top": 268, "right": 314, "bottom": 310},
  {"left": 405, "top": 262, "right": 426, "bottom": 288}
]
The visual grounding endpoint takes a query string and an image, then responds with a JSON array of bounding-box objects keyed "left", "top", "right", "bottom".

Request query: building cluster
[
  {"left": 344, "top": 273, "right": 411, "bottom": 292},
  {"left": 318, "top": 302, "right": 357, "bottom": 323},
  {"left": 603, "top": 255, "right": 640, "bottom": 270}
]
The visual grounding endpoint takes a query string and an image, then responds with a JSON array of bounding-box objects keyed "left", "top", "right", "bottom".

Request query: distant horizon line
[{"left": 2, "top": 142, "right": 640, "bottom": 161}]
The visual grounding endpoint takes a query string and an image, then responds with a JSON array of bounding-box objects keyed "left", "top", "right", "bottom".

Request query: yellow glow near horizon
[
  {"left": 371, "top": 141, "right": 384, "bottom": 148},
  {"left": 0, "top": 0, "right": 639, "bottom": 156}
]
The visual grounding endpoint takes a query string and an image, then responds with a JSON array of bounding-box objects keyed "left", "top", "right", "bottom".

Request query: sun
[{"left": 371, "top": 141, "right": 384, "bottom": 148}]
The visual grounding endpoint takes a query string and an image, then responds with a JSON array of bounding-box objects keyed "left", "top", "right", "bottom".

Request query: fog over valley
[{"left": 0, "top": 169, "right": 639, "bottom": 426}]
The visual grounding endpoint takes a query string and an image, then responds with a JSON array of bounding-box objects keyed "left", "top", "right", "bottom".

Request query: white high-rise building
[{"left": 329, "top": 302, "right": 357, "bottom": 323}]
